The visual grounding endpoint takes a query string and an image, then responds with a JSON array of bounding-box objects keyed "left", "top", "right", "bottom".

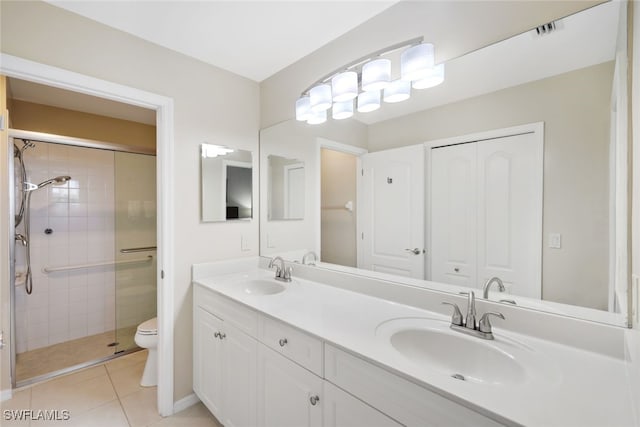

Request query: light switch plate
[{"left": 549, "top": 233, "right": 562, "bottom": 249}]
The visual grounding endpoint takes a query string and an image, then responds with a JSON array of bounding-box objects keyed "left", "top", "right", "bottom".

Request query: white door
[
  {"left": 257, "top": 345, "right": 323, "bottom": 427},
  {"left": 285, "top": 164, "right": 305, "bottom": 219},
  {"left": 359, "top": 145, "right": 425, "bottom": 278},
  {"left": 323, "top": 382, "right": 401, "bottom": 427},
  {"left": 430, "top": 143, "right": 477, "bottom": 287},
  {"left": 222, "top": 323, "right": 258, "bottom": 427},
  {"left": 476, "top": 134, "right": 542, "bottom": 298},
  {"left": 429, "top": 131, "right": 542, "bottom": 298},
  {"left": 193, "top": 307, "right": 224, "bottom": 418}
]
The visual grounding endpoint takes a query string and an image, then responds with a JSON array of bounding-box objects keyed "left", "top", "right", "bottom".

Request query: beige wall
[
  {"left": 1, "top": 0, "right": 260, "bottom": 401},
  {"left": 321, "top": 149, "right": 357, "bottom": 267},
  {"left": 369, "top": 62, "right": 614, "bottom": 310},
  {"left": 9, "top": 100, "right": 156, "bottom": 150},
  {"left": 260, "top": 1, "right": 602, "bottom": 128}
]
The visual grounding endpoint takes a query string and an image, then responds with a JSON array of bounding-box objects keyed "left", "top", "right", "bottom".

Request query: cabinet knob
[
  {"left": 279, "top": 338, "right": 288, "bottom": 347},
  {"left": 214, "top": 332, "right": 220, "bottom": 338},
  {"left": 309, "top": 395, "right": 320, "bottom": 406},
  {"left": 219, "top": 333, "right": 226, "bottom": 340}
]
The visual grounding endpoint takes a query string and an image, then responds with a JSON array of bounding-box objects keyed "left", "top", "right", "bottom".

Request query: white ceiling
[{"left": 45, "top": 0, "right": 396, "bottom": 82}]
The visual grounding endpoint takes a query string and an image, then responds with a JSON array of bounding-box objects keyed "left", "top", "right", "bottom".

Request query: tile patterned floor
[
  {"left": 16, "top": 327, "right": 137, "bottom": 383},
  {"left": 2, "top": 350, "right": 222, "bottom": 427}
]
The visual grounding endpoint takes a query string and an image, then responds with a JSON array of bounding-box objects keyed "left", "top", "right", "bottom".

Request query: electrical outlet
[
  {"left": 241, "top": 235, "right": 251, "bottom": 252},
  {"left": 549, "top": 233, "right": 562, "bottom": 249},
  {"left": 267, "top": 234, "right": 276, "bottom": 249}
]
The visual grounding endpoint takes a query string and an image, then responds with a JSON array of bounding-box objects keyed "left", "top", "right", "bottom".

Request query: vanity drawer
[
  {"left": 194, "top": 284, "right": 258, "bottom": 337},
  {"left": 258, "top": 315, "right": 323, "bottom": 376},
  {"left": 324, "top": 344, "right": 505, "bottom": 427}
]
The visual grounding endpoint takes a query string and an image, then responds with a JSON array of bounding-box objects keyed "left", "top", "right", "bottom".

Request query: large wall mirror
[
  {"left": 201, "top": 144, "right": 253, "bottom": 222},
  {"left": 259, "top": 1, "right": 632, "bottom": 326}
]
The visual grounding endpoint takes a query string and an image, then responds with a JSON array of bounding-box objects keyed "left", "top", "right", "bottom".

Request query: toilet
[{"left": 134, "top": 317, "right": 158, "bottom": 387}]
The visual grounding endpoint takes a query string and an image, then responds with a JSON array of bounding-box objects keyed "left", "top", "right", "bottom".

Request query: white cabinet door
[
  {"left": 221, "top": 322, "right": 258, "bottom": 427},
  {"left": 323, "top": 382, "right": 401, "bottom": 427},
  {"left": 257, "top": 344, "right": 323, "bottom": 427},
  {"left": 360, "top": 144, "right": 425, "bottom": 278},
  {"left": 193, "top": 307, "right": 224, "bottom": 418}
]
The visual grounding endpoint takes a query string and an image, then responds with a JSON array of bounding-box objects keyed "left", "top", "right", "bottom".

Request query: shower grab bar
[
  {"left": 42, "top": 255, "right": 153, "bottom": 273},
  {"left": 120, "top": 246, "right": 157, "bottom": 254}
]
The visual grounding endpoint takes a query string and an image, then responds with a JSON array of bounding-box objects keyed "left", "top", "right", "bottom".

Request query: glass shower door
[{"left": 113, "top": 152, "right": 157, "bottom": 353}]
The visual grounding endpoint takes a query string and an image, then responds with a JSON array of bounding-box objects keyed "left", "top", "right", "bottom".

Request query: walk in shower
[{"left": 9, "top": 132, "right": 157, "bottom": 386}]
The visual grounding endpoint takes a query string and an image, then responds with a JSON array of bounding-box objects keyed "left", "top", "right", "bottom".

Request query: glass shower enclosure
[{"left": 10, "top": 134, "right": 157, "bottom": 386}]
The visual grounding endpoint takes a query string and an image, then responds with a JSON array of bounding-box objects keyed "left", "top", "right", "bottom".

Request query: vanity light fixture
[
  {"left": 331, "top": 71, "right": 358, "bottom": 102},
  {"left": 201, "top": 144, "right": 234, "bottom": 158},
  {"left": 400, "top": 42, "right": 435, "bottom": 81},
  {"left": 309, "top": 84, "right": 332, "bottom": 113},
  {"left": 332, "top": 99, "right": 354, "bottom": 120},
  {"left": 412, "top": 63, "right": 445, "bottom": 89},
  {"left": 295, "top": 37, "right": 444, "bottom": 124},
  {"left": 384, "top": 79, "right": 411, "bottom": 103}
]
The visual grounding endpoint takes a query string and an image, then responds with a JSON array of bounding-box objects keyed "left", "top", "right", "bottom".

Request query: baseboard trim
[
  {"left": 1, "top": 388, "right": 13, "bottom": 402},
  {"left": 173, "top": 393, "right": 200, "bottom": 413}
]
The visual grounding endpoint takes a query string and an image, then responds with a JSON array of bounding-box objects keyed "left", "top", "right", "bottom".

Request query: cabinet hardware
[
  {"left": 309, "top": 395, "right": 320, "bottom": 406},
  {"left": 219, "top": 333, "right": 226, "bottom": 340},
  {"left": 214, "top": 332, "right": 220, "bottom": 338},
  {"left": 279, "top": 338, "right": 288, "bottom": 347}
]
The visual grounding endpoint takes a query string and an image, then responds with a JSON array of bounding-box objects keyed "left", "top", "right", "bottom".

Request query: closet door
[
  {"left": 476, "top": 133, "right": 542, "bottom": 298},
  {"left": 430, "top": 143, "right": 477, "bottom": 287}
]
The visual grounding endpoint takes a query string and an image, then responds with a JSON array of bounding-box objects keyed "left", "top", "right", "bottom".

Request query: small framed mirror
[
  {"left": 268, "top": 154, "right": 305, "bottom": 220},
  {"left": 200, "top": 143, "right": 253, "bottom": 222}
]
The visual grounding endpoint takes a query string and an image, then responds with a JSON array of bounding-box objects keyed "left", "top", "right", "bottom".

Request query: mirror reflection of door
[
  {"left": 268, "top": 154, "right": 305, "bottom": 220},
  {"left": 284, "top": 163, "right": 305, "bottom": 219},
  {"left": 429, "top": 126, "right": 543, "bottom": 298},
  {"left": 359, "top": 144, "right": 425, "bottom": 278},
  {"left": 225, "top": 162, "right": 252, "bottom": 219},
  {"left": 320, "top": 148, "right": 358, "bottom": 267}
]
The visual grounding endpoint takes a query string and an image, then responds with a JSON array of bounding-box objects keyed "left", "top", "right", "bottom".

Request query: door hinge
[
  {"left": 161, "top": 270, "right": 165, "bottom": 279},
  {"left": 0, "top": 115, "right": 5, "bottom": 131},
  {"left": 361, "top": 232, "right": 364, "bottom": 240},
  {"left": 0, "top": 330, "right": 4, "bottom": 350},
  {"left": 361, "top": 168, "right": 364, "bottom": 176}
]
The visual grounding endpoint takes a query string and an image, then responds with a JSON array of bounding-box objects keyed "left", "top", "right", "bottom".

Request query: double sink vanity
[{"left": 192, "top": 257, "right": 636, "bottom": 427}]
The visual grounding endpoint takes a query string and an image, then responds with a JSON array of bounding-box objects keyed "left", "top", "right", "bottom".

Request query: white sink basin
[
  {"left": 378, "top": 317, "right": 560, "bottom": 387},
  {"left": 244, "top": 279, "right": 286, "bottom": 295},
  {"left": 390, "top": 327, "right": 525, "bottom": 385}
]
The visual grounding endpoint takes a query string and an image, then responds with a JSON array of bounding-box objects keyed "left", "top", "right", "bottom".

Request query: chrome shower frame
[{"left": 7, "top": 129, "right": 155, "bottom": 390}]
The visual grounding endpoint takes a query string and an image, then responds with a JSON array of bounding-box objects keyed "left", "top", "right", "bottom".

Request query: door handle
[{"left": 404, "top": 248, "right": 421, "bottom": 255}]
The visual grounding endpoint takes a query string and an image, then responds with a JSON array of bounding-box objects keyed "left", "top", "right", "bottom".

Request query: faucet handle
[
  {"left": 441, "top": 302, "right": 464, "bottom": 326},
  {"left": 283, "top": 266, "right": 292, "bottom": 281},
  {"left": 478, "top": 312, "right": 505, "bottom": 333}
]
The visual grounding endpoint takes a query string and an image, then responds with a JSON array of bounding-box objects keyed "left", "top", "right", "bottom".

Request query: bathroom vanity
[{"left": 192, "top": 260, "right": 636, "bottom": 427}]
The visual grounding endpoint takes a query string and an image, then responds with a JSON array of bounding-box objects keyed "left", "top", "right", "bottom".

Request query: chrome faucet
[
  {"left": 302, "top": 251, "right": 318, "bottom": 266},
  {"left": 442, "top": 291, "right": 505, "bottom": 340},
  {"left": 268, "top": 256, "right": 292, "bottom": 282},
  {"left": 482, "top": 277, "right": 505, "bottom": 299}
]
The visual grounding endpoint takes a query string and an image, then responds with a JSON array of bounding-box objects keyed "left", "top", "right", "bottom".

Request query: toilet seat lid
[{"left": 137, "top": 317, "right": 158, "bottom": 334}]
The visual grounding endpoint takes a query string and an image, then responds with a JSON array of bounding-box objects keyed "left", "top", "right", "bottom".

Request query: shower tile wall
[{"left": 15, "top": 142, "right": 116, "bottom": 353}]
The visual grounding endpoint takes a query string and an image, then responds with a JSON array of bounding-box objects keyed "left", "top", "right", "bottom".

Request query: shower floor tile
[{"left": 16, "top": 327, "right": 137, "bottom": 383}]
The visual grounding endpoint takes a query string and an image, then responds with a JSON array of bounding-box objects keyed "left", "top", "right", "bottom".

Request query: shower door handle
[{"left": 120, "top": 246, "right": 157, "bottom": 254}]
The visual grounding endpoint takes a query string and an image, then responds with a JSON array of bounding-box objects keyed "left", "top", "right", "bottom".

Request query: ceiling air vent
[{"left": 534, "top": 21, "right": 558, "bottom": 37}]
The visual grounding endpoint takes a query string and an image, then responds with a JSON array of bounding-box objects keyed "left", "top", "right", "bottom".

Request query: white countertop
[{"left": 193, "top": 267, "right": 636, "bottom": 427}]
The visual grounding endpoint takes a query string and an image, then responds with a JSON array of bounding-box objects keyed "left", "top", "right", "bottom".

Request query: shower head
[{"left": 34, "top": 175, "right": 72, "bottom": 190}]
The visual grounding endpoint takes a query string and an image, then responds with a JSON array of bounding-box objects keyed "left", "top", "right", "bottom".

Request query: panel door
[
  {"left": 430, "top": 143, "right": 477, "bottom": 287},
  {"left": 193, "top": 307, "right": 224, "bottom": 418},
  {"left": 323, "top": 381, "right": 401, "bottom": 427},
  {"left": 359, "top": 144, "right": 425, "bottom": 278},
  {"left": 222, "top": 322, "right": 258, "bottom": 427},
  {"left": 257, "top": 344, "right": 323, "bottom": 427},
  {"left": 476, "top": 133, "right": 542, "bottom": 298}
]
